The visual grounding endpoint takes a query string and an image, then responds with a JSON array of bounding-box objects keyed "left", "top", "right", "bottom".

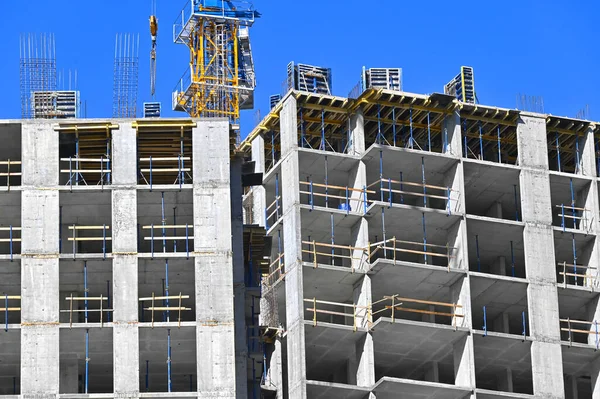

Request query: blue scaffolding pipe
[
  {"left": 161, "top": 192, "right": 167, "bottom": 253},
  {"left": 421, "top": 157, "right": 426, "bottom": 207},
  {"left": 363, "top": 185, "right": 367, "bottom": 214},
  {"left": 422, "top": 213, "right": 427, "bottom": 264},
  {"left": 427, "top": 112, "right": 431, "bottom": 151},
  {"left": 173, "top": 208, "right": 177, "bottom": 253},
  {"left": 75, "top": 135, "right": 80, "bottom": 186},
  {"left": 325, "top": 156, "right": 329, "bottom": 207},
  {"left": 382, "top": 208, "right": 387, "bottom": 257},
  {"left": 271, "top": 131, "right": 275, "bottom": 167},
  {"left": 320, "top": 109, "right": 326, "bottom": 151},
  {"left": 555, "top": 132, "right": 561, "bottom": 172},
  {"left": 165, "top": 259, "right": 170, "bottom": 322},
  {"left": 510, "top": 241, "right": 516, "bottom": 277},
  {"left": 497, "top": 125, "right": 501, "bottom": 163},
  {"left": 309, "top": 178, "right": 314, "bottom": 211},
  {"left": 85, "top": 328, "right": 89, "bottom": 394},
  {"left": 570, "top": 178, "right": 576, "bottom": 229},
  {"left": 483, "top": 305, "right": 487, "bottom": 336},
  {"left": 379, "top": 151, "right": 384, "bottom": 202},
  {"left": 514, "top": 185, "right": 519, "bottom": 221},
  {"left": 84, "top": 261, "right": 88, "bottom": 322},
  {"left": 102, "top": 224, "right": 106, "bottom": 260},
  {"left": 575, "top": 133, "right": 580, "bottom": 173},
  {"left": 478, "top": 121, "right": 483, "bottom": 160},
  {"left": 392, "top": 107, "right": 397, "bottom": 146},
  {"left": 149, "top": 156, "right": 153, "bottom": 191},
  {"left": 463, "top": 119, "right": 468, "bottom": 158},
  {"left": 409, "top": 108, "right": 414, "bottom": 149},
  {"left": 446, "top": 188, "right": 451, "bottom": 216},
  {"left": 145, "top": 360, "right": 149, "bottom": 391},
  {"left": 476, "top": 235, "right": 481, "bottom": 272},
  {"left": 330, "top": 214, "right": 335, "bottom": 264},
  {"left": 167, "top": 329, "right": 172, "bottom": 392},
  {"left": 522, "top": 311, "right": 527, "bottom": 339},
  {"left": 377, "top": 104, "right": 382, "bottom": 144},
  {"left": 572, "top": 234, "right": 577, "bottom": 285},
  {"left": 106, "top": 135, "right": 111, "bottom": 184},
  {"left": 388, "top": 178, "right": 392, "bottom": 208}
]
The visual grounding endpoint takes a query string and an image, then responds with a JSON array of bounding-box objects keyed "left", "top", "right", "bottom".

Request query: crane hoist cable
[{"left": 149, "top": 0, "right": 158, "bottom": 98}]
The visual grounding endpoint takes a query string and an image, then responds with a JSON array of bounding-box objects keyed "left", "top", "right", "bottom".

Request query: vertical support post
[
  {"left": 9, "top": 225, "right": 13, "bottom": 261},
  {"left": 522, "top": 311, "right": 527, "bottom": 339},
  {"left": 392, "top": 107, "right": 396, "bottom": 146},
  {"left": 483, "top": 305, "right": 487, "bottom": 336},
  {"left": 556, "top": 132, "right": 561, "bottom": 172},
  {"left": 427, "top": 112, "right": 431, "bottom": 151},
  {"left": 514, "top": 185, "right": 519, "bottom": 221},
  {"left": 167, "top": 329, "right": 172, "bottom": 392},
  {"left": 84, "top": 260, "right": 88, "bottom": 323},
  {"left": 399, "top": 172, "right": 404, "bottom": 204},
  {"left": 161, "top": 192, "right": 166, "bottom": 253},
  {"left": 443, "top": 116, "right": 448, "bottom": 153},
  {"left": 72, "top": 224, "right": 76, "bottom": 259},
  {"left": 575, "top": 133, "right": 580, "bottom": 173},
  {"left": 59, "top": 206, "right": 62, "bottom": 253},
  {"left": 149, "top": 155, "right": 153, "bottom": 191},
  {"left": 151, "top": 223, "right": 154, "bottom": 258},
  {"left": 463, "top": 119, "right": 468, "bottom": 158},
  {"left": 382, "top": 208, "right": 386, "bottom": 258},
  {"left": 572, "top": 234, "right": 578, "bottom": 285},
  {"left": 173, "top": 208, "right": 177, "bottom": 253},
  {"left": 377, "top": 104, "right": 382, "bottom": 144},
  {"left": 330, "top": 214, "right": 335, "bottom": 265},
  {"left": 185, "top": 223, "right": 189, "bottom": 259},
  {"left": 4, "top": 293, "right": 7, "bottom": 332},
  {"left": 363, "top": 185, "right": 367, "bottom": 215},
  {"left": 325, "top": 155, "right": 329, "bottom": 207},
  {"left": 102, "top": 224, "right": 106, "bottom": 260},
  {"left": 145, "top": 360, "right": 149, "bottom": 391},
  {"left": 85, "top": 328, "right": 89, "bottom": 394},
  {"left": 497, "top": 125, "right": 501, "bottom": 163},
  {"left": 570, "top": 178, "right": 576, "bottom": 229},
  {"left": 422, "top": 213, "right": 427, "bottom": 265},
  {"left": 165, "top": 259, "right": 170, "bottom": 322},
  {"left": 275, "top": 173, "right": 280, "bottom": 219},
  {"left": 421, "top": 157, "right": 426, "bottom": 208},
  {"left": 309, "top": 179, "right": 313, "bottom": 211},
  {"left": 388, "top": 178, "right": 392, "bottom": 208},
  {"left": 300, "top": 107, "right": 305, "bottom": 148},
  {"left": 379, "top": 151, "right": 383, "bottom": 202},
  {"left": 320, "top": 109, "right": 326, "bottom": 151},
  {"left": 478, "top": 121, "right": 483, "bottom": 160},
  {"left": 106, "top": 279, "right": 111, "bottom": 322},
  {"left": 409, "top": 107, "right": 414, "bottom": 148}
]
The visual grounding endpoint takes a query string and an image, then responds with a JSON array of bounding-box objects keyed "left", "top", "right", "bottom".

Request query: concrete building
[
  {"left": 242, "top": 88, "right": 600, "bottom": 399},
  {"left": 0, "top": 118, "right": 268, "bottom": 398}
]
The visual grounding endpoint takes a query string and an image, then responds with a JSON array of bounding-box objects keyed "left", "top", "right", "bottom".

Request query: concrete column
[
  {"left": 349, "top": 110, "right": 366, "bottom": 155},
  {"left": 351, "top": 276, "right": 374, "bottom": 388},
  {"left": 193, "top": 120, "right": 237, "bottom": 398},
  {"left": 491, "top": 256, "right": 507, "bottom": 276},
  {"left": 451, "top": 276, "right": 475, "bottom": 389},
  {"left": 445, "top": 110, "right": 462, "bottom": 158},
  {"left": 280, "top": 97, "right": 307, "bottom": 399},
  {"left": 251, "top": 136, "right": 266, "bottom": 227},
  {"left": 578, "top": 125, "right": 595, "bottom": 177},
  {"left": 21, "top": 122, "right": 60, "bottom": 395},
  {"left": 424, "top": 361, "right": 440, "bottom": 382},
  {"left": 565, "top": 375, "right": 578, "bottom": 399},
  {"left": 231, "top": 157, "right": 248, "bottom": 399},
  {"left": 267, "top": 337, "right": 284, "bottom": 399},
  {"left": 444, "top": 162, "right": 464, "bottom": 215},
  {"left": 493, "top": 312, "right": 510, "bottom": 333},
  {"left": 448, "top": 219, "right": 469, "bottom": 270},
  {"left": 591, "top": 356, "right": 600, "bottom": 398},
  {"left": 486, "top": 202, "right": 503, "bottom": 219},
  {"left": 111, "top": 122, "right": 140, "bottom": 397},
  {"left": 517, "top": 113, "right": 565, "bottom": 398}
]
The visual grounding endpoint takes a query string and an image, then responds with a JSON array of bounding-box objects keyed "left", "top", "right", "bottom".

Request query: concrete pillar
[
  {"left": 251, "top": 135, "right": 266, "bottom": 227},
  {"left": 486, "top": 202, "right": 503, "bottom": 219},
  {"left": 268, "top": 337, "right": 284, "bottom": 399},
  {"left": 517, "top": 113, "right": 565, "bottom": 398},
  {"left": 349, "top": 160, "right": 368, "bottom": 270},
  {"left": 280, "top": 96, "right": 307, "bottom": 399},
  {"left": 445, "top": 110, "right": 462, "bottom": 158},
  {"left": 349, "top": 110, "right": 366, "bottom": 155},
  {"left": 592, "top": 356, "right": 600, "bottom": 398},
  {"left": 193, "top": 120, "right": 236, "bottom": 398},
  {"left": 111, "top": 122, "right": 140, "bottom": 397},
  {"left": 578, "top": 125, "right": 595, "bottom": 177},
  {"left": 20, "top": 122, "right": 60, "bottom": 395},
  {"left": 351, "top": 276, "right": 374, "bottom": 388},
  {"left": 231, "top": 157, "right": 248, "bottom": 399},
  {"left": 444, "top": 162, "right": 464, "bottom": 215},
  {"left": 448, "top": 219, "right": 468, "bottom": 270},
  {"left": 565, "top": 375, "right": 578, "bottom": 399},
  {"left": 451, "top": 276, "right": 475, "bottom": 389},
  {"left": 493, "top": 312, "right": 510, "bottom": 334}
]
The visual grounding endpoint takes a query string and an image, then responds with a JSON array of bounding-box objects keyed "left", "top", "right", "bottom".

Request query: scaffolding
[
  {"left": 172, "top": 0, "right": 258, "bottom": 123},
  {"left": 113, "top": 33, "right": 140, "bottom": 118},
  {"left": 19, "top": 33, "right": 57, "bottom": 119}
]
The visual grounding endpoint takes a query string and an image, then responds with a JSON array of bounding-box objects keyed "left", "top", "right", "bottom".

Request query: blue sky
[{"left": 0, "top": 0, "right": 598, "bottom": 138}]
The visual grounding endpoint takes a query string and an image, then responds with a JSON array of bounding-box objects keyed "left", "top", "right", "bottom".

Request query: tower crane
[
  {"left": 149, "top": 0, "right": 158, "bottom": 98},
  {"left": 172, "top": 0, "right": 260, "bottom": 126}
]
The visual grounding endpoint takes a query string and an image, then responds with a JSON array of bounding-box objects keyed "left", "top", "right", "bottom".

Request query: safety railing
[
  {"left": 560, "top": 318, "right": 600, "bottom": 348},
  {"left": 368, "top": 178, "right": 458, "bottom": 215},
  {"left": 482, "top": 305, "right": 527, "bottom": 339},
  {"left": 556, "top": 204, "right": 593, "bottom": 232},
  {"left": 265, "top": 195, "right": 282, "bottom": 229},
  {"left": 304, "top": 298, "right": 369, "bottom": 331},
  {"left": 558, "top": 262, "right": 597, "bottom": 288},
  {"left": 300, "top": 180, "right": 373, "bottom": 214},
  {"left": 68, "top": 225, "right": 111, "bottom": 259},
  {"left": 0, "top": 295, "right": 20, "bottom": 331},
  {"left": 371, "top": 294, "right": 464, "bottom": 328},
  {"left": 61, "top": 157, "right": 111, "bottom": 188},
  {"left": 0, "top": 160, "right": 21, "bottom": 190},
  {"left": 61, "top": 293, "right": 113, "bottom": 328},
  {"left": 369, "top": 237, "right": 456, "bottom": 269},
  {"left": 302, "top": 240, "right": 368, "bottom": 271},
  {"left": 139, "top": 293, "right": 191, "bottom": 328},
  {"left": 142, "top": 224, "right": 193, "bottom": 258},
  {"left": 263, "top": 253, "right": 285, "bottom": 288},
  {"left": 139, "top": 156, "right": 191, "bottom": 189},
  {"left": 0, "top": 226, "right": 21, "bottom": 260}
]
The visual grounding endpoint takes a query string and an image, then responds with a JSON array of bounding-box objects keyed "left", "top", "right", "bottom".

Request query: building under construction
[{"left": 241, "top": 65, "right": 600, "bottom": 399}]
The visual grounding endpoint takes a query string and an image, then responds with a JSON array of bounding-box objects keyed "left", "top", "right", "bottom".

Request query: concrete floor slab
[
  {"left": 372, "top": 376, "right": 471, "bottom": 399},
  {"left": 306, "top": 380, "right": 371, "bottom": 399},
  {"left": 303, "top": 263, "right": 365, "bottom": 303}
]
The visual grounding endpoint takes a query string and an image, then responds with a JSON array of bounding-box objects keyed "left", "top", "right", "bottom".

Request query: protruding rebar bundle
[
  {"left": 113, "top": 33, "right": 140, "bottom": 118},
  {"left": 19, "top": 33, "right": 57, "bottom": 119}
]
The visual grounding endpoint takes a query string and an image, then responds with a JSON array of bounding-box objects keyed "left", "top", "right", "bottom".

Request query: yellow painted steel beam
[
  {"left": 55, "top": 123, "right": 119, "bottom": 132},
  {"left": 132, "top": 120, "right": 197, "bottom": 129},
  {"left": 459, "top": 112, "right": 517, "bottom": 127}
]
